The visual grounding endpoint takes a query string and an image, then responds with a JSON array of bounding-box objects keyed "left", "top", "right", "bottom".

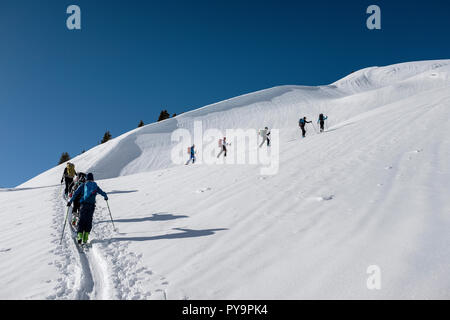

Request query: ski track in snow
[
  {"left": 90, "top": 202, "right": 168, "bottom": 300},
  {"left": 47, "top": 186, "right": 168, "bottom": 300},
  {"left": 47, "top": 186, "right": 80, "bottom": 299}
]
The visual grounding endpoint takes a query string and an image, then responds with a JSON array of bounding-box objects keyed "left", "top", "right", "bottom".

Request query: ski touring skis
[{"left": 67, "top": 207, "right": 90, "bottom": 253}]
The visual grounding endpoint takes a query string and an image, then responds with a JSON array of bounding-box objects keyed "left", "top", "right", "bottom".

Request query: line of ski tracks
[{"left": 47, "top": 186, "right": 169, "bottom": 300}]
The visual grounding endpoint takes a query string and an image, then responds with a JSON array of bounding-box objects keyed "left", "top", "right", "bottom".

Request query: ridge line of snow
[{"left": 17, "top": 59, "right": 450, "bottom": 188}]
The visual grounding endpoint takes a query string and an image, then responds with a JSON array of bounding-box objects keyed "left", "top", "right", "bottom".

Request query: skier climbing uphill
[
  {"left": 317, "top": 113, "right": 328, "bottom": 132},
  {"left": 67, "top": 173, "right": 108, "bottom": 245},
  {"left": 259, "top": 127, "right": 271, "bottom": 147},
  {"left": 186, "top": 144, "right": 196, "bottom": 165},
  {"left": 69, "top": 172, "right": 86, "bottom": 196},
  {"left": 61, "top": 162, "right": 77, "bottom": 198},
  {"left": 217, "top": 137, "right": 230, "bottom": 158},
  {"left": 299, "top": 117, "right": 312, "bottom": 138},
  {"left": 69, "top": 172, "right": 87, "bottom": 226}
]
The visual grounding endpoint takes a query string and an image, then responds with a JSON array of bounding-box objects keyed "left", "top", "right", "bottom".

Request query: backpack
[
  {"left": 218, "top": 139, "right": 222, "bottom": 147},
  {"left": 67, "top": 163, "right": 76, "bottom": 178},
  {"left": 319, "top": 114, "right": 324, "bottom": 121},
  {"left": 82, "top": 181, "right": 98, "bottom": 203},
  {"left": 299, "top": 118, "right": 305, "bottom": 125},
  {"left": 78, "top": 172, "right": 86, "bottom": 183}
]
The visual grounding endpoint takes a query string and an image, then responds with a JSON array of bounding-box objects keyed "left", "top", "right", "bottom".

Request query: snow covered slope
[
  {"left": 19, "top": 60, "right": 450, "bottom": 187},
  {"left": 1, "top": 60, "right": 449, "bottom": 299}
]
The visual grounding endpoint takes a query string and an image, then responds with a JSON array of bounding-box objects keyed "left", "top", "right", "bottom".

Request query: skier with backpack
[
  {"left": 69, "top": 172, "right": 86, "bottom": 196},
  {"left": 67, "top": 172, "right": 108, "bottom": 245},
  {"left": 317, "top": 113, "right": 328, "bottom": 132},
  {"left": 259, "top": 127, "right": 271, "bottom": 147},
  {"left": 185, "top": 144, "right": 196, "bottom": 165},
  {"left": 299, "top": 117, "right": 312, "bottom": 138},
  {"left": 217, "top": 137, "right": 230, "bottom": 158},
  {"left": 68, "top": 172, "right": 86, "bottom": 226},
  {"left": 61, "top": 162, "right": 77, "bottom": 198}
]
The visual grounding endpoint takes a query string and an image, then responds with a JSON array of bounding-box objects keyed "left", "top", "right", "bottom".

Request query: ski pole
[
  {"left": 60, "top": 206, "right": 70, "bottom": 244},
  {"left": 105, "top": 200, "right": 116, "bottom": 231}
]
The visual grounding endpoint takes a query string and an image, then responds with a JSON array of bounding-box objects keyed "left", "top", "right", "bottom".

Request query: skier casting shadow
[{"left": 67, "top": 173, "right": 108, "bottom": 245}]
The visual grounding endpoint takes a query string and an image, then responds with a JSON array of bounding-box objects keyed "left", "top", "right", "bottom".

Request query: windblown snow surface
[{"left": 1, "top": 60, "right": 450, "bottom": 299}]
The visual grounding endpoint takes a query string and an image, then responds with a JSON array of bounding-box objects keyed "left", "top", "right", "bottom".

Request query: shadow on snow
[
  {"left": 96, "top": 212, "right": 189, "bottom": 224},
  {"left": 0, "top": 184, "right": 61, "bottom": 192},
  {"left": 107, "top": 190, "right": 139, "bottom": 195},
  {"left": 94, "top": 227, "right": 228, "bottom": 243}
]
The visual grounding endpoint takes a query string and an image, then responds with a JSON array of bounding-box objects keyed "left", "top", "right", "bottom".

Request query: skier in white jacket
[{"left": 217, "top": 137, "right": 230, "bottom": 158}]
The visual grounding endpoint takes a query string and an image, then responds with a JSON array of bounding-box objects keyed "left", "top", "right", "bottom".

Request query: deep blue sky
[{"left": 1, "top": 0, "right": 449, "bottom": 187}]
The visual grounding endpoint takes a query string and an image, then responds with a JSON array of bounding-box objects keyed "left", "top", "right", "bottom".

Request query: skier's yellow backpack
[{"left": 67, "top": 163, "right": 76, "bottom": 178}]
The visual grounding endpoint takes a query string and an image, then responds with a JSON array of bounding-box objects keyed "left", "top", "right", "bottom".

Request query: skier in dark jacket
[
  {"left": 259, "top": 127, "right": 271, "bottom": 147},
  {"left": 69, "top": 172, "right": 86, "bottom": 196},
  {"left": 67, "top": 172, "right": 108, "bottom": 245},
  {"left": 61, "top": 162, "right": 77, "bottom": 198},
  {"left": 299, "top": 117, "right": 312, "bottom": 138},
  {"left": 69, "top": 172, "right": 86, "bottom": 226},
  {"left": 317, "top": 113, "right": 328, "bottom": 132}
]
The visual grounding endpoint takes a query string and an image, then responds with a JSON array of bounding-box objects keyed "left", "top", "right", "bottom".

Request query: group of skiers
[
  {"left": 184, "top": 129, "right": 269, "bottom": 166},
  {"left": 184, "top": 137, "right": 229, "bottom": 165},
  {"left": 299, "top": 113, "right": 328, "bottom": 138},
  {"left": 184, "top": 115, "right": 327, "bottom": 166},
  {"left": 61, "top": 162, "right": 108, "bottom": 245},
  {"left": 61, "top": 113, "right": 329, "bottom": 244}
]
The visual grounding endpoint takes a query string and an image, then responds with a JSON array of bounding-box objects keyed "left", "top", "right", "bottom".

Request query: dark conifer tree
[
  {"left": 101, "top": 130, "right": 112, "bottom": 144},
  {"left": 157, "top": 110, "right": 170, "bottom": 122},
  {"left": 58, "top": 152, "right": 70, "bottom": 165}
]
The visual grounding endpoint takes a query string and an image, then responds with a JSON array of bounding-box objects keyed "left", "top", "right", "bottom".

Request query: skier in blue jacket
[
  {"left": 299, "top": 117, "right": 312, "bottom": 138},
  {"left": 317, "top": 113, "right": 328, "bottom": 132},
  {"left": 67, "top": 172, "right": 108, "bottom": 244},
  {"left": 185, "top": 144, "right": 196, "bottom": 165}
]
